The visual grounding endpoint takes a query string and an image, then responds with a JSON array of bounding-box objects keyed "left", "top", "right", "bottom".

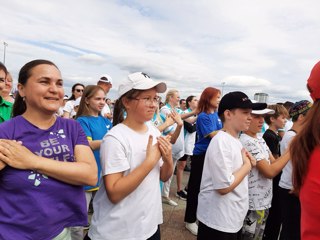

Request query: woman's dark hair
[
  {"left": 197, "top": 87, "right": 221, "bottom": 113},
  {"left": 291, "top": 100, "right": 320, "bottom": 194},
  {"left": 112, "top": 89, "right": 143, "bottom": 126},
  {"left": 186, "top": 95, "right": 195, "bottom": 109},
  {"left": 68, "top": 83, "right": 85, "bottom": 100},
  {"left": 0, "top": 62, "right": 8, "bottom": 75},
  {"left": 12, "top": 59, "right": 58, "bottom": 117}
]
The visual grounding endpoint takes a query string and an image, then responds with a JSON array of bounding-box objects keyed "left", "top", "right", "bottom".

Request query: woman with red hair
[
  {"left": 184, "top": 87, "right": 223, "bottom": 236},
  {"left": 291, "top": 61, "right": 320, "bottom": 240}
]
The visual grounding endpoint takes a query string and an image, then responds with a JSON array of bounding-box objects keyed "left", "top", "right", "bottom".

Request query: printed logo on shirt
[
  {"left": 50, "top": 129, "right": 66, "bottom": 138},
  {"left": 28, "top": 171, "right": 48, "bottom": 186},
  {"left": 27, "top": 129, "right": 74, "bottom": 186}
]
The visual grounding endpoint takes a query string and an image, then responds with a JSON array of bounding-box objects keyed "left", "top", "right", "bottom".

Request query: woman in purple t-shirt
[{"left": 0, "top": 59, "right": 97, "bottom": 240}]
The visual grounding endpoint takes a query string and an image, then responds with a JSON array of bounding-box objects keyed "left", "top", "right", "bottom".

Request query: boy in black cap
[{"left": 197, "top": 91, "right": 265, "bottom": 239}]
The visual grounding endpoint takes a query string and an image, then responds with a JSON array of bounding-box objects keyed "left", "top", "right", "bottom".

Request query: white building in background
[{"left": 254, "top": 93, "right": 269, "bottom": 103}]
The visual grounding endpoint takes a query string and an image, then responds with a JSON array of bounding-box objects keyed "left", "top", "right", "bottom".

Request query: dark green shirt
[{"left": 0, "top": 96, "right": 13, "bottom": 123}]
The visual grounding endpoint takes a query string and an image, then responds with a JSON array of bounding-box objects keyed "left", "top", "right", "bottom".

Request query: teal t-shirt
[{"left": 77, "top": 115, "right": 112, "bottom": 191}]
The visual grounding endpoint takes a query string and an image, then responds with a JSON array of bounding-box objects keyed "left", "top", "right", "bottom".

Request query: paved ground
[{"left": 160, "top": 171, "right": 197, "bottom": 240}]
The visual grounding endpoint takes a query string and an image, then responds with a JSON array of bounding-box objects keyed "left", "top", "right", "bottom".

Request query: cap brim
[
  {"left": 252, "top": 108, "right": 275, "bottom": 115},
  {"left": 134, "top": 81, "right": 167, "bottom": 93}
]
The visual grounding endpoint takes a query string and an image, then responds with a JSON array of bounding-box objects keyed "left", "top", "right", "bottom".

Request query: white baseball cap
[
  {"left": 98, "top": 74, "right": 112, "bottom": 84},
  {"left": 118, "top": 72, "right": 167, "bottom": 96},
  {"left": 251, "top": 100, "right": 274, "bottom": 115}
]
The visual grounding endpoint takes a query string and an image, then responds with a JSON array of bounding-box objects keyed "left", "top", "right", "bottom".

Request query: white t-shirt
[
  {"left": 284, "top": 119, "right": 293, "bottom": 132},
  {"left": 62, "top": 100, "right": 76, "bottom": 118},
  {"left": 101, "top": 104, "right": 111, "bottom": 116},
  {"left": 160, "top": 104, "right": 184, "bottom": 160},
  {"left": 279, "top": 130, "right": 296, "bottom": 190},
  {"left": 89, "top": 123, "right": 163, "bottom": 240},
  {"left": 197, "top": 131, "right": 248, "bottom": 233},
  {"left": 184, "top": 130, "right": 196, "bottom": 156},
  {"left": 240, "top": 133, "right": 272, "bottom": 210},
  {"left": 183, "top": 109, "right": 196, "bottom": 155},
  {"left": 57, "top": 106, "right": 64, "bottom": 117}
]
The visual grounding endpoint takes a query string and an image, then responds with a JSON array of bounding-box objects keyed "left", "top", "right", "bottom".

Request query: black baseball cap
[{"left": 218, "top": 91, "right": 267, "bottom": 116}]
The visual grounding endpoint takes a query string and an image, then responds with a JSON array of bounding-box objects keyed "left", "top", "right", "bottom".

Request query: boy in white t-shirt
[
  {"left": 240, "top": 108, "right": 290, "bottom": 239},
  {"left": 197, "top": 91, "right": 262, "bottom": 240}
]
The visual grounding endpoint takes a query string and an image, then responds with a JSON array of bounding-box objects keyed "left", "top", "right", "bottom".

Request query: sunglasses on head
[{"left": 75, "top": 89, "right": 84, "bottom": 93}]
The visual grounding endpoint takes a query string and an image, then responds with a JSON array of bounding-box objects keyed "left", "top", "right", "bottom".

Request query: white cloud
[
  {"left": 77, "top": 54, "right": 106, "bottom": 65},
  {"left": 1, "top": 0, "right": 319, "bottom": 103}
]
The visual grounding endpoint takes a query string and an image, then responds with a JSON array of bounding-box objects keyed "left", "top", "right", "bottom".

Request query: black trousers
[
  {"left": 83, "top": 225, "right": 160, "bottom": 240},
  {"left": 263, "top": 173, "right": 283, "bottom": 240},
  {"left": 279, "top": 186, "right": 301, "bottom": 240},
  {"left": 184, "top": 154, "right": 205, "bottom": 223},
  {"left": 197, "top": 221, "right": 242, "bottom": 240}
]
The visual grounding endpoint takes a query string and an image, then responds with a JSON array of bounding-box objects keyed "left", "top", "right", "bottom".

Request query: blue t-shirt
[
  {"left": 77, "top": 115, "right": 112, "bottom": 191},
  {"left": 0, "top": 116, "right": 89, "bottom": 240},
  {"left": 193, "top": 112, "right": 223, "bottom": 155}
]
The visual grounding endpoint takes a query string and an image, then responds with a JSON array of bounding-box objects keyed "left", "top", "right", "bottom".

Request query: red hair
[
  {"left": 291, "top": 100, "right": 320, "bottom": 194},
  {"left": 197, "top": 87, "right": 221, "bottom": 113}
]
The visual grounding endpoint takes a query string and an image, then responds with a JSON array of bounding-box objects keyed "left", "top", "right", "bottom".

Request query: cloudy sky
[{"left": 1, "top": 0, "right": 320, "bottom": 103}]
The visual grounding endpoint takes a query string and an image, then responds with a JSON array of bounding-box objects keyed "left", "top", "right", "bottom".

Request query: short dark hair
[
  {"left": 180, "top": 99, "right": 186, "bottom": 104},
  {"left": 0, "top": 62, "right": 8, "bottom": 75}
]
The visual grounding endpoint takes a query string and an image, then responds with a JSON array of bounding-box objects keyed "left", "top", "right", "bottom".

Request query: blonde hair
[{"left": 165, "top": 89, "right": 179, "bottom": 104}]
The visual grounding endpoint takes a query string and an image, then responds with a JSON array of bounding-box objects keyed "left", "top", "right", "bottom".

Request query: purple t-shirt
[{"left": 0, "top": 116, "right": 89, "bottom": 240}]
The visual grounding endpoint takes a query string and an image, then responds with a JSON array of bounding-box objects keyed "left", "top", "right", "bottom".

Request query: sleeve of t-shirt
[
  {"left": 74, "top": 121, "right": 90, "bottom": 146},
  {"left": 198, "top": 114, "right": 216, "bottom": 137},
  {"left": 100, "top": 134, "right": 130, "bottom": 175},
  {"left": 263, "top": 132, "right": 278, "bottom": 155},
  {"left": 160, "top": 106, "right": 171, "bottom": 116},
  {"left": 160, "top": 106, "right": 175, "bottom": 134},
  {"left": 77, "top": 117, "right": 93, "bottom": 140},
  {"left": 207, "top": 136, "right": 235, "bottom": 189},
  {"left": 242, "top": 138, "right": 265, "bottom": 162}
]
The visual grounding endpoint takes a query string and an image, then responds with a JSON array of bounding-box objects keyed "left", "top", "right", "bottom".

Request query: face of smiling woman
[{"left": 18, "top": 64, "right": 64, "bottom": 115}]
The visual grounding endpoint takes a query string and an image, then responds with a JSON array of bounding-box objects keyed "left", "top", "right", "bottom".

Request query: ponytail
[
  {"left": 112, "top": 98, "right": 125, "bottom": 126},
  {"left": 112, "top": 89, "right": 143, "bottom": 126}
]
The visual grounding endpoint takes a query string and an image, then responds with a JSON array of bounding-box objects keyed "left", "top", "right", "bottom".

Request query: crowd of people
[{"left": 0, "top": 59, "right": 320, "bottom": 240}]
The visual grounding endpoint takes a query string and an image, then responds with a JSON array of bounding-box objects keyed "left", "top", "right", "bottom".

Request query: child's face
[
  {"left": 127, "top": 88, "right": 158, "bottom": 122},
  {"left": 229, "top": 108, "right": 252, "bottom": 132},
  {"left": 273, "top": 114, "right": 287, "bottom": 130},
  {"left": 85, "top": 89, "right": 106, "bottom": 114},
  {"left": 247, "top": 114, "right": 265, "bottom": 134}
]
